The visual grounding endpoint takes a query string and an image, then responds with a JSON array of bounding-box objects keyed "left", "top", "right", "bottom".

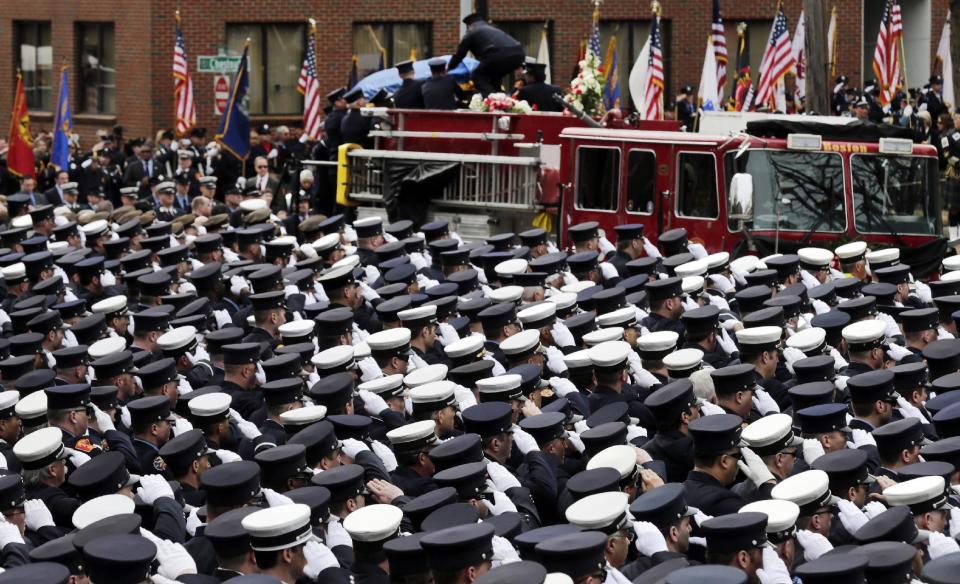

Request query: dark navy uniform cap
[
  {"left": 934, "top": 402, "right": 960, "bottom": 438},
  {"left": 688, "top": 414, "right": 743, "bottom": 455},
  {"left": 222, "top": 343, "right": 260, "bottom": 365},
  {"left": 700, "top": 511, "right": 769, "bottom": 553},
  {"left": 461, "top": 403, "right": 513, "bottom": 438},
  {"left": 91, "top": 351, "right": 134, "bottom": 382},
  {"left": 811, "top": 449, "right": 875, "bottom": 494},
  {"left": 309, "top": 372, "right": 354, "bottom": 409},
  {"left": 15, "top": 369, "right": 56, "bottom": 396},
  {"left": 428, "top": 433, "right": 483, "bottom": 472},
  {"left": 741, "top": 306, "right": 785, "bottom": 329},
  {"left": 793, "top": 355, "right": 837, "bottom": 384},
  {"left": 311, "top": 464, "right": 365, "bottom": 503},
  {"left": 127, "top": 395, "right": 175, "bottom": 426},
  {"left": 0, "top": 563, "right": 71, "bottom": 584},
  {"left": 566, "top": 467, "right": 621, "bottom": 502},
  {"left": 796, "top": 403, "right": 850, "bottom": 436},
  {"left": 658, "top": 228, "right": 688, "bottom": 256},
  {"left": 474, "top": 560, "right": 546, "bottom": 584},
  {"left": 922, "top": 436, "right": 960, "bottom": 467},
  {"left": 872, "top": 418, "right": 929, "bottom": 458},
  {"left": 568, "top": 221, "right": 599, "bottom": 243},
  {"left": 847, "top": 369, "right": 897, "bottom": 404},
  {"left": 0, "top": 475, "right": 25, "bottom": 510},
  {"left": 432, "top": 461, "right": 487, "bottom": 502},
  {"left": 681, "top": 305, "right": 720, "bottom": 336},
  {"left": 535, "top": 530, "right": 607, "bottom": 577},
  {"left": 288, "top": 420, "right": 339, "bottom": 467},
  {"left": 200, "top": 460, "right": 261, "bottom": 508},
  {"left": 204, "top": 506, "right": 259, "bottom": 558},
  {"left": 44, "top": 383, "right": 92, "bottom": 410},
  {"left": 580, "top": 422, "right": 628, "bottom": 457},
  {"left": 135, "top": 358, "right": 178, "bottom": 390},
  {"left": 327, "top": 414, "right": 372, "bottom": 441},
  {"left": 0, "top": 354, "right": 35, "bottom": 381},
  {"left": 28, "top": 534, "right": 83, "bottom": 575},
  {"left": 254, "top": 443, "right": 311, "bottom": 483},
  {"left": 923, "top": 551, "right": 960, "bottom": 584},
  {"left": 261, "top": 353, "right": 302, "bottom": 383},
  {"left": 626, "top": 256, "right": 660, "bottom": 277},
  {"left": 518, "top": 228, "right": 548, "bottom": 248},
  {"left": 837, "top": 296, "right": 878, "bottom": 321},
  {"left": 897, "top": 460, "right": 955, "bottom": 484},
  {"left": 566, "top": 251, "right": 599, "bottom": 275},
  {"left": 743, "top": 268, "right": 779, "bottom": 288},
  {"left": 67, "top": 451, "right": 135, "bottom": 502},
  {"left": 586, "top": 402, "right": 630, "bottom": 428},
  {"left": 82, "top": 534, "right": 156, "bottom": 584},
  {"left": 788, "top": 381, "right": 836, "bottom": 411},
  {"left": 856, "top": 541, "right": 921, "bottom": 584},
  {"left": 159, "top": 429, "right": 210, "bottom": 471},
  {"left": 518, "top": 411, "right": 566, "bottom": 445},
  {"left": 261, "top": 378, "right": 304, "bottom": 407},
  {"left": 513, "top": 524, "right": 580, "bottom": 560},
  {"left": 734, "top": 285, "right": 773, "bottom": 314},
  {"left": 711, "top": 364, "right": 757, "bottom": 395},
  {"left": 666, "top": 565, "right": 746, "bottom": 584},
  {"left": 402, "top": 487, "right": 459, "bottom": 531},
  {"left": 924, "top": 339, "right": 960, "bottom": 379},
  {"left": 71, "top": 513, "right": 142, "bottom": 551},
  {"left": 421, "top": 502, "right": 480, "bottom": 533},
  {"left": 853, "top": 505, "right": 928, "bottom": 545},
  {"left": 646, "top": 276, "right": 683, "bottom": 302},
  {"left": 792, "top": 555, "right": 867, "bottom": 584},
  {"left": 286, "top": 485, "right": 332, "bottom": 527},
  {"left": 383, "top": 532, "right": 429, "bottom": 576},
  {"left": 420, "top": 522, "right": 495, "bottom": 571},
  {"left": 629, "top": 483, "right": 697, "bottom": 530}
]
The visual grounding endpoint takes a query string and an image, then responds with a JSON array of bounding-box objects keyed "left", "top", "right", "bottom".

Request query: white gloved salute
[
  {"left": 795, "top": 529, "right": 833, "bottom": 561},
  {"left": 486, "top": 460, "right": 522, "bottom": 491},
  {"left": 358, "top": 389, "right": 389, "bottom": 416},
  {"left": 737, "top": 446, "right": 776, "bottom": 487},
  {"left": 755, "top": 546, "right": 792, "bottom": 584},
  {"left": 136, "top": 474, "right": 175, "bottom": 505},
  {"left": 633, "top": 521, "right": 668, "bottom": 556},
  {"left": 835, "top": 499, "right": 868, "bottom": 534},
  {"left": 24, "top": 499, "right": 54, "bottom": 531},
  {"left": 304, "top": 541, "right": 340, "bottom": 579},
  {"left": 551, "top": 322, "right": 576, "bottom": 348}
]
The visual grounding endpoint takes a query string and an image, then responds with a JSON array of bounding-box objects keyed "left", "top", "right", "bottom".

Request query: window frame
[
  {"left": 624, "top": 148, "right": 657, "bottom": 216},
  {"left": 495, "top": 20, "right": 552, "bottom": 72},
  {"left": 225, "top": 22, "right": 306, "bottom": 116},
  {"left": 352, "top": 21, "right": 433, "bottom": 80},
  {"left": 75, "top": 21, "right": 116, "bottom": 115},
  {"left": 14, "top": 20, "right": 52, "bottom": 112},
  {"left": 850, "top": 152, "right": 938, "bottom": 236},
  {"left": 674, "top": 151, "right": 720, "bottom": 221},
  {"left": 573, "top": 144, "right": 622, "bottom": 214}
]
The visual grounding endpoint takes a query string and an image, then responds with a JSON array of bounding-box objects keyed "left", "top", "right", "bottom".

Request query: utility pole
[
  {"left": 803, "top": 0, "right": 829, "bottom": 115},
  {"left": 951, "top": 1, "right": 960, "bottom": 106}
]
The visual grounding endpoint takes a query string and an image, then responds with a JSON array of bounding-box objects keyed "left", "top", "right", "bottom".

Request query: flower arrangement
[
  {"left": 468, "top": 92, "right": 533, "bottom": 114},
  {"left": 565, "top": 50, "right": 606, "bottom": 118}
]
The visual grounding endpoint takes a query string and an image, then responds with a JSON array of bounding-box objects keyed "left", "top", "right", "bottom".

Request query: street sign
[
  {"left": 197, "top": 51, "right": 242, "bottom": 74},
  {"left": 213, "top": 74, "right": 230, "bottom": 116}
]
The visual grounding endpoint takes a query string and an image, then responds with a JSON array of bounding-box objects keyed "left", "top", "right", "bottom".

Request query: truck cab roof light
[
  {"left": 878, "top": 137, "right": 913, "bottom": 155},
  {"left": 786, "top": 134, "right": 822, "bottom": 151}
]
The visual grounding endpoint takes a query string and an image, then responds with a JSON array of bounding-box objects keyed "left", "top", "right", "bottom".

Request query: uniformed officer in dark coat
[
  {"left": 391, "top": 60, "right": 425, "bottom": 109},
  {"left": 832, "top": 75, "right": 851, "bottom": 116},
  {"left": 640, "top": 277, "right": 686, "bottom": 337},
  {"left": 421, "top": 58, "right": 466, "bottom": 110},
  {"left": 158, "top": 429, "right": 209, "bottom": 509},
  {"left": 16, "top": 425, "right": 82, "bottom": 529},
  {"left": 127, "top": 396, "right": 175, "bottom": 478},
  {"left": 516, "top": 62, "right": 563, "bottom": 112},
  {"left": 447, "top": 13, "right": 525, "bottom": 96},
  {"left": 324, "top": 88, "right": 348, "bottom": 159},
  {"left": 340, "top": 87, "right": 375, "bottom": 149},
  {"left": 924, "top": 75, "right": 947, "bottom": 122},
  {"left": 641, "top": 379, "right": 698, "bottom": 483},
  {"left": 682, "top": 414, "right": 749, "bottom": 516}
]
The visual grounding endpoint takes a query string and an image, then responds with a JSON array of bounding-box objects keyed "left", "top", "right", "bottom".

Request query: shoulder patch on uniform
[
  {"left": 154, "top": 456, "right": 167, "bottom": 472},
  {"left": 953, "top": 132, "right": 960, "bottom": 142},
  {"left": 74, "top": 438, "right": 99, "bottom": 454}
]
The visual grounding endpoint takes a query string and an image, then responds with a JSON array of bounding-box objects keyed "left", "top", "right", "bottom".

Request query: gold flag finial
[
  {"left": 651, "top": 0, "right": 662, "bottom": 16},
  {"left": 737, "top": 21, "right": 747, "bottom": 34}
]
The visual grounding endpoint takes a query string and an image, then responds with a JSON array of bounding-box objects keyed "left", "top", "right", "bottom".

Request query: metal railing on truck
[{"left": 304, "top": 150, "right": 541, "bottom": 211}]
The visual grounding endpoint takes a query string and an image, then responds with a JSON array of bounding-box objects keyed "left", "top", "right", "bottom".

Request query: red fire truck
[{"left": 312, "top": 108, "right": 944, "bottom": 272}]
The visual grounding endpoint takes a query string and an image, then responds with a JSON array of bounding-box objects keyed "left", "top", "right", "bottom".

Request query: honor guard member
[
  {"left": 242, "top": 290, "right": 286, "bottom": 358},
  {"left": 681, "top": 305, "right": 734, "bottom": 369},
  {"left": 343, "top": 503, "right": 404, "bottom": 584},
  {"left": 587, "top": 341, "right": 654, "bottom": 428},
  {"left": 771, "top": 470, "right": 841, "bottom": 540},
  {"left": 81, "top": 534, "right": 157, "bottom": 584},
  {"left": 733, "top": 413, "right": 803, "bottom": 502},
  {"left": 392, "top": 60, "right": 425, "bottom": 109},
  {"left": 399, "top": 304, "right": 447, "bottom": 367},
  {"left": 386, "top": 420, "right": 439, "bottom": 497},
  {"left": 158, "top": 429, "right": 211, "bottom": 507},
  {"left": 477, "top": 303, "right": 519, "bottom": 370},
  {"left": 421, "top": 522, "right": 497, "bottom": 584},
  {"left": 241, "top": 504, "right": 315, "bottom": 584},
  {"left": 126, "top": 395, "right": 176, "bottom": 478},
  {"left": 219, "top": 343, "right": 265, "bottom": 422},
  {"left": 642, "top": 379, "right": 698, "bottom": 482},
  {"left": 872, "top": 418, "right": 929, "bottom": 481},
  {"left": 447, "top": 13, "right": 524, "bottom": 96},
  {"left": 698, "top": 512, "right": 773, "bottom": 583},
  {"left": 641, "top": 277, "right": 686, "bottom": 336},
  {"left": 341, "top": 86, "right": 375, "bottom": 148},
  {"left": 535, "top": 530, "right": 608, "bottom": 583},
  {"left": 157, "top": 325, "right": 212, "bottom": 390},
  {"left": 0, "top": 391, "right": 20, "bottom": 471},
  {"left": 516, "top": 61, "right": 563, "bottom": 112},
  {"left": 847, "top": 369, "right": 898, "bottom": 434},
  {"left": 13, "top": 427, "right": 78, "bottom": 529},
  {"left": 735, "top": 326, "right": 788, "bottom": 411},
  {"left": 683, "top": 414, "right": 748, "bottom": 516},
  {"left": 565, "top": 491, "right": 634, "bottom": 574},
  {"left": 421, "top": 58, "right": 467, "bottom": 110},
  {"left": 710, "top": 363, "right": 763, "bottom": 423}
]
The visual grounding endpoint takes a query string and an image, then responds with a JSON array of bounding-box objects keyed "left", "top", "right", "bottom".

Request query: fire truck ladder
[{"left": 344, "top": 150, "right": 541, "bottom": 211}]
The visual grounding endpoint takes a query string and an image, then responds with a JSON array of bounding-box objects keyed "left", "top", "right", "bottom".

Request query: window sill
[{"left": 73, "top": 113, "right": 118, "bottom": 122}]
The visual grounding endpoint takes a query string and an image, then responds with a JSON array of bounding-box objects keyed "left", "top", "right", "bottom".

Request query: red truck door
[
  {"left": 666, "top": 148, "right": 725, "bottom": 250},
  {"left": 620, "top": 143, "right": 674, "bottom": 243}
]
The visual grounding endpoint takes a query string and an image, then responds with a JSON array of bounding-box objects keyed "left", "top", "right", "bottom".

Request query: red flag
[{"left": 7, "top": 73, "right": 35, "bottom": 178}]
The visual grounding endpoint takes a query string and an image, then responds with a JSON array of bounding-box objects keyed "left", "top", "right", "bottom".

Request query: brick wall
[{"left": 0, "top": 0, "right": 948, "bottom": 147}]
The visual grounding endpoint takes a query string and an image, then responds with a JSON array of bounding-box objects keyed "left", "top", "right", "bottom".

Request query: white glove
[
  {"left": 708, "top": 273, "right": 736, "bottom": 294},
  {"left": 896, "top": 396, "right": 930, "bottom": 423},
  {"left": 100, "top": 270, "right": 117, "bottom": 287},
  {"left": 863, "top": 501, "right": 888, "bottom": 520},
  {"left": 177, "top": 377, "right": 194, "bottom": 397},
  {"left": 752, "top": 387, "right": 780, "bottom": 415},
  {"left": 230, "top": 275, "right": 249, "bottom": 297},
  {"left": 409, "top": 252, "right": 429, "bottom": 271},
  {"left": 174, "top": 417, "right": 194, "bottom": 436},
  {"left": 737, "top": 446, "right": 776, "bottom": 488},
  {"left": 949, "top": 507, "right": 960, "bottom": 537},
  {"left": 782, "top": 347, "right": 806, "bottom": 374},
  {"left": 633, "top": 521, "right": 668, "bottom": 556},
  {"left": 756, "top": 546, "right": 792, "bottom": 584},
  {"left": 836, "top": 499, "right": 869, "bottom": 534},
  {"left": 0, "top": 522, "right": 24, "bottom": 547},
  {"left": 877, "top": 313, "right": 901, "bottom": 341},
  {"left": 371, "top": 440, "right": 398, "bottom": 472},
  {"left": 358, "top": 281, "right": 380, "bottom": 303},
  {"left": 834, "top": 375, "right": 849, "bottom": 392},
  {"left": 551, "top": 322, "right": 576, "bottom": 348},
  {"left": 802, "top": 438, "right": 825, "bottom": 464},
  {"left": 598, "top": 235, "right": 616, "bottom": 256},
  {"left": 687, "top": 242, "right": 707, "bottom": 260},
  {"left": 215, "top": 449, "right": 242, "bottom": 464},
  {"left": 262, "top": 488, "right": 295, "bottom": 507},
  {"left": 213, "top": 309, "right": 232, "bottom": 330},
  {"left": 136, "top": 474, "right": 175, "bottom": 505},
  {"left": 62, "top": 447, "right": 91, "bottom": 468},
  {"left": 549, "top": 377, "right": 578, "bottom": 398},
  {"left": 453, "top": 384, "right": 478, "bottom": 411},
  {"left": 91, "top": 403, "right": 115, "bottom": 432},
  {"left": 915, "top": 281, "right": 933, "bottom": 304},
  {"left": 828, "top": 346, "right": 849, "bottom": 370},
  {"left": 693, "top": 509, "right": 713, "bottom": 529},
  {"left": 599, "top": 262, "right": 619, "bottom": 281},
  {"left": 812, "top": 298, "right": 832, "bottom": 315},
  {"left": 267, "top": 148, "right": 279, "bottom": 159},
  {"left": 358, "top": 357, "right": 382, "bottom": 383},
  {"left": 186, "top": 507, "right": 203, "bottom": 536},
  {"left": 492, "top": 534, "right": 521, "bottom": 565},
  {"left": 341, "top": 438, "right": 370, "bottom": 460},
  {"left": 627, "top": 351, "right": 660, "bottom": 389},
  {"left": 304, "top": 541, "right": 340, "bottom": 579},
  {"left": 544, "top": 346, "right": 568, "bottom": 375},
  {"left": 699, "top": 401, "right": 725, "bottom": 416},
  {"left": 642, "top": 237, "right": 662, "bottom": 258},
  {"left": 795, "top": 530, "right": 833, "bottom": 561},
  {"left": 24, "top": 499, "right": 54, "bottom": 531},
  {"left": 574, "top": 420, "right": 590, "bottom": 434},
  {"left": 886, "top": 343, "right": 913, "bottom": 362},
  {"left": 511, "top": 427, "right": 540, "bottom": 454},
  {"left": 364, "top": 264, "right": 381, "bottom": 284},
  {"left": 236, "top": 419, "right": 262, "bottom": 440},
  {"left": 437, "top": 322, "right": 460, "bottom": 347},
  {"left": 849, "top": 429, "right": 877, "bottom": 448},
  {"left": 486, "top": 461, "right": 522, "bottom": 491},
  {"left": 716, "top": 327, "right": 739, "bottom": 356},
  {"left": 567, "top": 432, "right": 585, "bottom": 454},
  {"left": 358, "top": 389, "right": 389, "bottom": 416},
  {"left": 626, "top": 425, "right": 648, "bottom": 441},
  {"left": 482, "top": 490, "right": 518, "bottom": 515},
  {"left": 157, "top": 540, "right": 198, "bottom": 579},
  {"left": 929, "top": 531, "right": 960, "bottom": 559},
  {"left": 325, "top": 517, "right": 353, "bottom": 549}
]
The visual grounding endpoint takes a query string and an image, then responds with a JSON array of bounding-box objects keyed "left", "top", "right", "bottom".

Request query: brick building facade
[{"left": 0, "top": 0, "right": 948, "bottom": 146}]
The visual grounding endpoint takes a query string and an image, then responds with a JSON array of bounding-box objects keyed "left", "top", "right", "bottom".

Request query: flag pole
[{"left": 652, "top": 0, "right": 663, "bottom": 120}]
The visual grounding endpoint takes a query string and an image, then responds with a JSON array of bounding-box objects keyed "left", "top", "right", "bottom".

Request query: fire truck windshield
[
  {"left": 725, "top": 150, "right": 845, "bottom": 233},
  {"left": 851, "top": 154, "right": 938, "bottom": 236}
]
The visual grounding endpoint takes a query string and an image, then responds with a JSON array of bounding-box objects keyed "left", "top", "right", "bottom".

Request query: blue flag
[
  {"left": 51, "top": 67, "right": 72, "bottom": 171},
  {"left": 215, "top": 45, "right": 251, "bottom": 161}
]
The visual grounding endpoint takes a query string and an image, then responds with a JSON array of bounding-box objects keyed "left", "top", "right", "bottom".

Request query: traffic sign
[
  {"left": 213, "top": 75, "right": 230, "bottom": 116},
  {"left": 197, "top": 51, "right": 242, "bottom": 74}
]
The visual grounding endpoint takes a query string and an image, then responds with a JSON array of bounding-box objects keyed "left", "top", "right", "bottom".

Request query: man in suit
[
  {"left": 249, "top": 156, "right": 278, "bottom": 197},
  {"left": 516, "top": 62, "right": 563, "bottom": 112},
  {"left": 44, "top": 170, "right": 69, "bottom": 206},
  {"left": 447, "top": 13, "right": 525, "bottom": 96},
  {"left": 392, "top": 60, "right": 425, "bottom": 109},
  {"left": 123, "top": 140, "right": 161, "bottom": 197},
  {"left": 15, "top": 175, "right": 49, "bottom": 207},
  {"left": 173, "top": 175, "right": 192, "bottom": 215}
]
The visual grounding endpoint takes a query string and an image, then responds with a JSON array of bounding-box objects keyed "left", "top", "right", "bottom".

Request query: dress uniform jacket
[
  {"left": 179, "top": 482, "right": 206, "bottom": 508},
  {"left": 641, "top": 430, "right": 694, "bottom": 483},
  {"left": 841, "top": 361, "right": 875, "bottom": 378},
  {"left": 393, "top": 78, "right": 426, "bottom": 109},
  {"left": 606, "top": 251, "right": 634, "bottom": 279},
  {"left": 682, "top": 469, "right": 746, "bottom": 517},
  {"left": 25, "top": 484, "right": 80, "bottom": 530},
  {"left": 420, "top": 76, "right": 465, "bottom": 110},
  {"left": 587, "top": 385, "right": 657, "bottom": 431},
  {"left": 389, "top": 466, "right": 437, "bottom": 498},
  {"left": 516, "top": 82, "right": 564, "bottom": 112},
  {"left": 220, "top": 380, "right": 265, "bottom": 423},
  {"left": 484, "top": 340, "right": 509, "bottom": 370},
  {"left": 340, "top": 110, "right": 374, "bottom": 149},
  {"left": 682, "top": 341, "right": 734, "bottom": 370},
  {"left": 324, "top": 109, "right": 348, "bottom": 159},
  {"left": 352, "top": 560, "right": 391, "bottom": 584},
  {"left": 640, "top": 313, "right": 686, "bottom": 337},
  {"left": 134, "top": 438, "right": 174, "bottom": 479},
  {"left": 241, "top": 326, "right": 278, "bottom": 360}
]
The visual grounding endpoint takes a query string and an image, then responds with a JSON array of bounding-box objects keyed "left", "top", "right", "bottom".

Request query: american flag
[
  {"left": 755, "top": 3, "right": 795, "bottom": 110},
  {"left": 173, "top": 17, "right": 196, "bottom": 135},
  {"left": 588, "top": 10, "right": 602, "bottom": 59},
  {"left": 712, "top": 0, "right": 728, "bottom": 102},
  {"left": 641, "top": 15, "right": 665, "bottom": 120},
  {"left": 300, "top": 26, "right": 323, "bottom": 141},
  {"left": 873, "top": 0, "right": 903, "bottom": 105}
]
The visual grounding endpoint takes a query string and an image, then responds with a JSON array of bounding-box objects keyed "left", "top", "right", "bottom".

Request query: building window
[
  {"left": 599, "top": 20, "right": 672, "bottom": 113},
  {"left": 352, "top": 23, "right": 431, "bottom": 80},
  {"left": 497, "top": 21, "right": 551, "bottom": 71},
  {"left": 15, "top": 22, "right": 52, "bottom": 111},
  {"left": 226, "top": 23, "right": 305, "bottom": 115},
  {"left": 77, "top": 23, "right": 116, "bottom": 114},
  {"left": 575, "top": 146, "right": 620, "bottom": 211}
]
